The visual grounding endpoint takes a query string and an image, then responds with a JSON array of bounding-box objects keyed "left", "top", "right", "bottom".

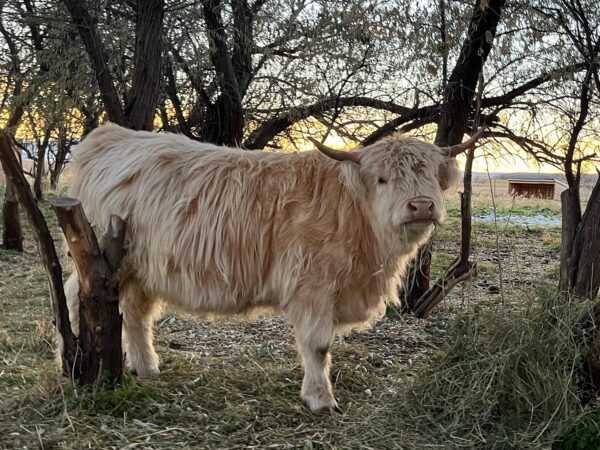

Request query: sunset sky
[{"left": 309, "top": 131, "right": 569, "bottom": 175}]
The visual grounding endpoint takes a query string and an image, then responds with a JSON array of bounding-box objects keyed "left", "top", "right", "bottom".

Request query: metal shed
[{"left": 507, "top": 178, "right": 567, "bottom": 200}]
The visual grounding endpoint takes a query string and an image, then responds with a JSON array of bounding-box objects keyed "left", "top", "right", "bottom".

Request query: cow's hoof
[
  {"left": 312, "top": 403, "right": 343, "bottom": 415},
  {"left": 306, "top": 397, "right": 342, "bottom": 415},
  {"left": 129, "top": 363, "right": 160, "bottom": 378}
]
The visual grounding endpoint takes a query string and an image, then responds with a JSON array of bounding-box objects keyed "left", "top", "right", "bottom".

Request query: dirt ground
[{"left": 0, "top": 186, "right": 567, "bottom": 449}]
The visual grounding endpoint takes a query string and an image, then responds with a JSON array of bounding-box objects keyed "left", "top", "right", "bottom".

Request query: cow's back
[{"left": 70, "top": 124, "right": 378, "bottom": 317}]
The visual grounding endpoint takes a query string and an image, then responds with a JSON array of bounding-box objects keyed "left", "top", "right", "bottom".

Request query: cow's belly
[
  {"left": 334, "top": 292, "right": 387, "bottom": 329},
  {"left": 126, "top": 253, "right": 280, "bottom": 317},
  {"left": 166, "top": 282, "right": 280, "bottom": 317}
]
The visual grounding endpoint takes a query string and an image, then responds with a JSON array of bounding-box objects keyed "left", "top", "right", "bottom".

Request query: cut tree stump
[{"left": 51, "top": 197, "right": 126, "bottom": 384}]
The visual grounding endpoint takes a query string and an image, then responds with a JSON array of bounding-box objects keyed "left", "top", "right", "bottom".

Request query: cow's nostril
[{"left": 406, "top": 197, "right": 436, "bottom": 220}]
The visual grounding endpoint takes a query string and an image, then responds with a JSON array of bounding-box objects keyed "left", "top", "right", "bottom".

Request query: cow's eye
[{"left": 377, "top": 177, "right": 387, "bottom": 185}]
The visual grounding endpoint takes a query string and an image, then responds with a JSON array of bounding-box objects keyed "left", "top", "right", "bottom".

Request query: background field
[{"left": 0, "top": 179, "right": 598, "bottom": 449}]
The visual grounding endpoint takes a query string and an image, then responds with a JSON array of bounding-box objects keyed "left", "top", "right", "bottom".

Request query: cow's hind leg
[
  {"left": 290, "top": 311, "right": 339, "bottom": 413},
  {"left": 120, "top": 279, "right": 162, "bottom": 377},
  {"left": 55, "top": 271, "right": 81, "bottom": 364},
  {"left": 64, "top": 271, "right": 81, "bottom": 336}
]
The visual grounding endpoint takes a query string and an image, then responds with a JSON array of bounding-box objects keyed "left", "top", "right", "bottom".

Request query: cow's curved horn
[
  {"left": 308, "top": 137, "right": 361, "bottom": 165},
  {"left": 441, "top": 129, "right": 485, "bottom": 157}
]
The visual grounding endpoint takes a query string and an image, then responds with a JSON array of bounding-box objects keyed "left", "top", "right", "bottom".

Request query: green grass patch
[
  {"left": 474, "top": 204, "right": 561, "bottom": 218},
  {"left": 477, "top": 261, "right": 497, "bottom": 277},
  {"left": 558, "top": 407, "right": 600, "bottom": 450},
  {"left": 430, "top": 252, "right": 455, "bottom": 280}
]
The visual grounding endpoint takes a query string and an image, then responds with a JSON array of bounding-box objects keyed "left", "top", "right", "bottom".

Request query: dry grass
[
  {"left": 0, "top": 239, "right": 447, "bottom": 449},
  {"left": 0, "top": 183, "right": 599, "bottom": 449},
  {"left": 390, "top": 290, "right": 597, "bottom": 448}
]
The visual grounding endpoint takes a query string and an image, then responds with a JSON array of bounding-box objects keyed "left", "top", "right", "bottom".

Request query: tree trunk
[
  {"left": 33, "top": 144, "right": 47, "bottom": 201},
  {"left": 49, "top": 134, "right": 70, "bottom": 190},
  {"left": 62, "top": 0, "right": 127, "bottom": 126},
  {"left": 49, "top": 171, "right": 59, "bottom": 191},
  {"left": 0, "top": 131, "right": 77, "bottom": 373},
  {"left": 572, "top": 180, "right": 600, "bottom": 299},
  {"left": 405, "top": 0, "right": 506, "bottom": 309},
  {"left": 435, "top": 0, "right": 506, "bottom": 146},
  {"left": 52, "top": 198, "right": 125, "bottom": 384},
  {"left": 2, "top": 179, "right": 23, "bottom": 251},
  {"left": 409, "top": 145, "right": 479, "bottom": 318},
  {"left": 561, "top": 177, "right": 600, "bottom": 300},
  {"left": 202, "top": 0, "right": 244, "bottom": 145},
  {"left": 80, "top": 97, "right": 99, "bottom": 138},
  {"left": 556, "top": 178, "right": 600, "bottom": 401},
  {"left": 201, "top": 97, "right": 244, "bottom": 146},
  {"left": 401, "top": 245, "right": 431, "bottom": 310},
  {"left": 1, "top": 3, "right": 27, "bottom": 253},
  {"left": 1, "top": 132, "right": 127, "bottom": 385},
  {"left": 124, "top": 0, "right": 164, "bottom": 131},
  {"left": 559, "top": 187, "right": 582, "bottom": 293},
  {"left": 64, "top": 0, "right": 164, "bottom": 131}
]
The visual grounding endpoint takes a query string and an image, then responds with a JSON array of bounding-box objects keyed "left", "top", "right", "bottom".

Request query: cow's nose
[{"left": 405, "top": 197, "right": 435, "bottom": 221}]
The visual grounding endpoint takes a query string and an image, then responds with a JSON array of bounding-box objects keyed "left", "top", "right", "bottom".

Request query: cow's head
[{"left": 310, "top": 132, "right": 482, "bottom": 245}]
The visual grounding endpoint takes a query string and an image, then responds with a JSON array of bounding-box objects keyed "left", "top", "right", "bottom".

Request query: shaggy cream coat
[{"left": 63, "top": 123, "right": 458, "bottom": 412}]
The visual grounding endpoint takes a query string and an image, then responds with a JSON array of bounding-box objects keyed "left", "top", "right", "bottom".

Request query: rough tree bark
[
  {"left": 124, "top": 0, "right": 164, "bottom": 131},
  {"left": 52, "top": 198, "right": 126, "bottom": 384},
  {"left": 561, "top": 177, "right": 600, "bottom": 300},
  {"left": 166, "top": 0, "right": 262, "bottom": 145},
  {"left": 1, "top": 132, "right": 127, "bottom": 385},
  {"left": 49, "top": 129, "right": 72, "bottom": 190},
  {"left": 202, "top": 0, "right": 245, "bottom": 145},
  {"left": 558, "top": 63, "right": 600, "bottom": 300},
  {"left": 0, "top": 131, "right": 77, "bottom": 374},
  {"left": 33, "top": 151, "right": 45, "bottom": 200},
  {"left": 405, "top": 0, "right": 506, "bottom": 315},
  {"left": 559, "top": 187, "right": 582, "bottom": 294},
  {"left": 32, "top": 128, "right": 51, "bottom": 201},
  {"left": 570, "top": 176, "right": 600, "bottom": 402},
  {"left": 63, "top": 0, "right": 164, "bottom": 131},
  {"left": 2, "top": 180, "right": 23, "bottom": 251},
  {"left": 61, "top": 0, "right": 126, "bottom": 126},
  {"left": 1, "top": 127, "right": 23, "bottom": 253},
  {"left": 0, "top": 9, "right": 24, "bottom": 251}
]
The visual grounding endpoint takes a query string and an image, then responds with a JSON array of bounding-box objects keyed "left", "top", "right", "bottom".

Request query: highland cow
[{"left": 62, "top": 123, "right": 478, "bottom": 412}]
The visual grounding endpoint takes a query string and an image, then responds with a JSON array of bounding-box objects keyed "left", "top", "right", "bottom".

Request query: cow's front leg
[
  {"left": 120, "top": 279, "right": 162, "bottom": 377},
  {"left": 293, "top": 316, "right": 339, "bottom": 413}
]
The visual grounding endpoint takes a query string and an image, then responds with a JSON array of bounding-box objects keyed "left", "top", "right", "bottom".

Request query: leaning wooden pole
[
  {"left": 412, "top": 144, "right": 479, "bottom": 318},
  {"left": 0, "top": 131, "right": 78, "bottom": 374},
  {"left": 51, "top": 197, "right": 125, "bottom": 384}
]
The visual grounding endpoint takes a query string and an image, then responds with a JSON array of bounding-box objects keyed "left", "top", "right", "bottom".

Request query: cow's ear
[{"left": 438, "top": 158, "right": 460, "bottom": 191}]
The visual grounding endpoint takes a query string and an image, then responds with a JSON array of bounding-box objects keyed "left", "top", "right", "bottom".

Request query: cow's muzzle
[{"left": 403, "top": 196, "right": 437, "bottom": 223}]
